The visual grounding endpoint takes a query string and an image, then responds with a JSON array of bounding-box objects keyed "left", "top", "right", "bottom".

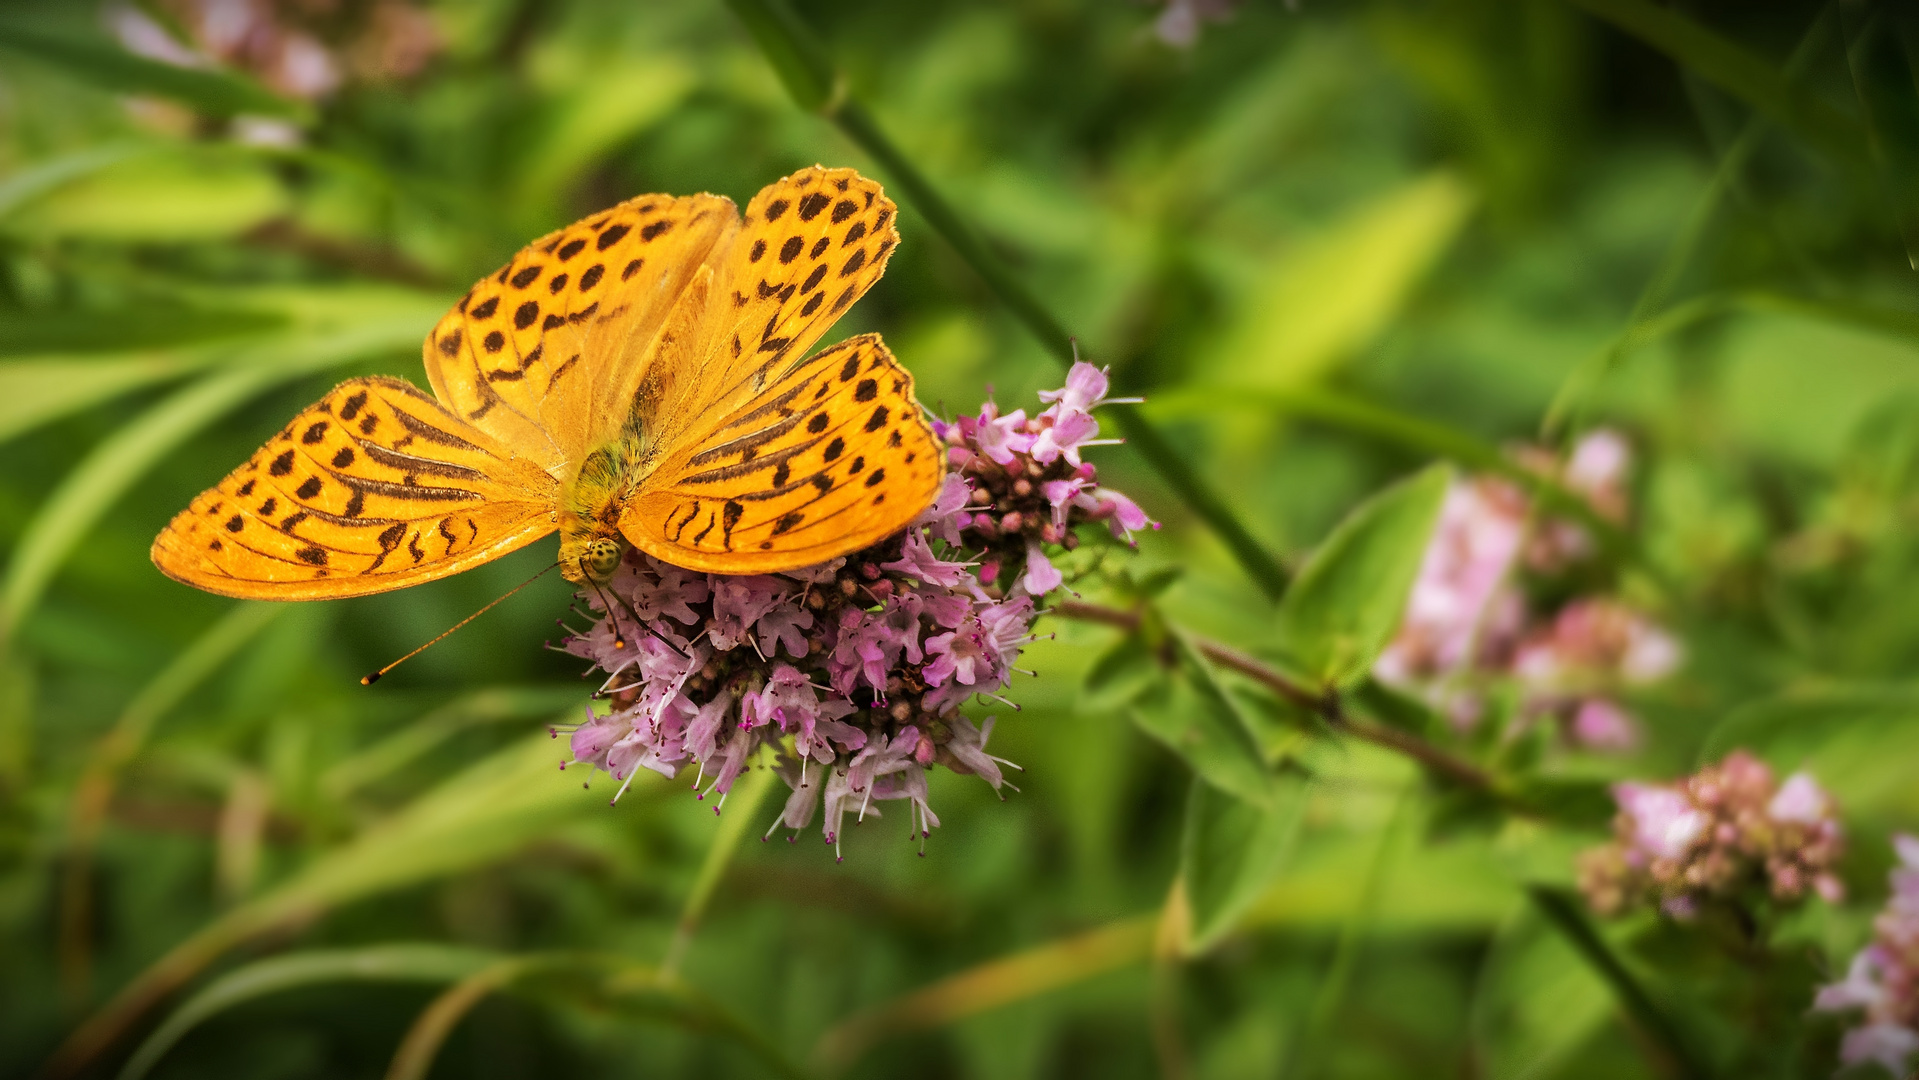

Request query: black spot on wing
[{"left": 722, "top": 500, "right": 744, "bottom": 548}]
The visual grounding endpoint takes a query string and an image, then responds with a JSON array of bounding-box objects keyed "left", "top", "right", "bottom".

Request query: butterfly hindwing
[
  {"left": 422, "top": 193, "right": 735, "bottom": 469},
  {"left": 151, "top": 377, "right": 559, "bottom": 599},
  {"left": 619, "top": 334, "right": 945, "bottom": 573}
]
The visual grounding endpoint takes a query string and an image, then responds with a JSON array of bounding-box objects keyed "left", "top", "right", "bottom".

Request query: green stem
[
  {"left": 725, "top": 0, "right": 1292, "bottom": 601},
  {"left": 1526, "top": 885, "right": 1711, "bottom": 1080},
  {"left": 661, "top": 762, "right": 777, "bottom": 977}
]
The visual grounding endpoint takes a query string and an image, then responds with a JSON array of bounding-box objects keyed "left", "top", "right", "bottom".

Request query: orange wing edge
[{"left": 150, "top": 510, "right": 558, "bottom": 601}]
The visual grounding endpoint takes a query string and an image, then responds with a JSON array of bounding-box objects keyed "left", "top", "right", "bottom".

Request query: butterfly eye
[{"left": 585, "top": 537, "right": 624, "bottom": 582}]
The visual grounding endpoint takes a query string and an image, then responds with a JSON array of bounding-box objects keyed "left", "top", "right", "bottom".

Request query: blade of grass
[
  {"left": 0, "top": 313, "right": 431, "bottom": 643},
  {"left": 1545, "top": 5, "right": 1836, "bottom": 437},
  {"left": 319, "top": 686, "right": 589, "bottom": 800},
  {"left": 117, "top": 944, "right": 499, "bottom": 1080},
  {"left": 60, "top": 601, "right": 284, "bottom": 1005},
  {"left": 45, "top": 728, "right": 635, "bottom": 1078},
  {"left": 811, "top": 915, "right": 1156, "bottom": 1075},
  {"left": 384, "top": 957, "right": 544, "bottom": 1080},
  {"left": 1564, "top": 0, "right": 1861, "bottom": 167},
  {"left": 724, "top": 0, "right": 1292, "bottom": 601},
  {"left": 387, "top": 953, "right": 811, "bottom": 1080},
  {"left": 1526, "top": 885, "right": 1711, "bottom": 1080},
  {"left": 0, "top": 15, "right": 305, "bottom": 120}
]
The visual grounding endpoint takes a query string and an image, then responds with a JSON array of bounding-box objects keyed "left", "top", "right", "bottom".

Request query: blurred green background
[{"left": 4, "top": 0, "right": 1919, "bottom": 1077}]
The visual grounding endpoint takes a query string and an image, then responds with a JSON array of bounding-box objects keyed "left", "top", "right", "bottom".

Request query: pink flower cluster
[
  {"left": 1576, "top": 751, "right": 1844, "bottom": 919},
  {"left": 558, "top": 364, "right": 1149, "bottom": 857},
  {"left": 1374, "top": 429, "right": 1679, "bottom": 749},
  {"left": 933, "top": 361, "right": 1154, "bottom": 596},
  {"left": 1815, "top": 835, "right": 1919, "bottom": 1078},
  {"left": 113, "top": 0, "right": 440, "bottom": 103}
]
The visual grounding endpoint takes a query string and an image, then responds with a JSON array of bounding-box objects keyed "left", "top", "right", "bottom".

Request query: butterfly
[{"left": 151, "top": 167, "right": 946, "bottom": 599}]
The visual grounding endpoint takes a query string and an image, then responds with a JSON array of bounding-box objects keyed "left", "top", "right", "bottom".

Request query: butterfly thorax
[{"left": 558, "top": 434, "right": 644, "bottom": 584}]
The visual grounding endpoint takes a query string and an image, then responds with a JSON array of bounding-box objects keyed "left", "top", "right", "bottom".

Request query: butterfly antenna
[
  {"left": 362, "top": 562, "right": 561, "bottom": 685},
  {"left": 581, "top": 563, "right": 629, "bottom": 651},
  {"left": 576, "top": 560, "right": 691, "bottom": 661}
]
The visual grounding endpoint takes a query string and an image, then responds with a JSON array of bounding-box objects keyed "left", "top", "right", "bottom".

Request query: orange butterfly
[{"left": 151, "top": 167, "right": 945, "bottom": 598}]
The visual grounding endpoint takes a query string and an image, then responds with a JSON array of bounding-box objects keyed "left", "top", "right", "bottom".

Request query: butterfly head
[{"left": 576, "top": 536, "right": 626, "bottom": 584}]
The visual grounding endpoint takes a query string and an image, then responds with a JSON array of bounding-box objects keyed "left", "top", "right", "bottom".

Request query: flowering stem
[
  {"left": 661, "top": 761, "right": 778, "bottom": 979},
  {"left": 725, "top": 0, "right": 1293, "bottom": 601},
  {"left": 1526, "top": 885, "right": 1713, "bottom": 1080},
  {"left": 1052, "top": 601, "right": 1497, "bottom": 792}
]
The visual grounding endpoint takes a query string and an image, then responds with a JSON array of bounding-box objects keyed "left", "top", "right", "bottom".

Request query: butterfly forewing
[
  {"left": 636, "top": 167, "right": 900, "bottom": 458},
  {"left": 423, "top": 193, "right": 735, "bottom": 468},
  {"left": 620, "top": 335, "right": 944, "bottom": 573},
  {"left": 151, "top": 377, "right": 559, "bottom": 599}
]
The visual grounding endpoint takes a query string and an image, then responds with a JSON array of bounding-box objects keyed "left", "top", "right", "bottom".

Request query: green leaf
[
  {"left": 0, "top": 144, "right": 145, "bottom": 219},
  {"left": 1504, "top": 777, "right": 1616, "bottom": 830},
  {"left": 1081, "top": 623, "right": 1165, "bottom": 711},
  {"left": 1128, "top": 633, "right": 1274, "bottom": 805},
  {"left": 1276, "top": 464, "right": 1452, "bottom": 688},
  {"left": 118, "top": 944, "right": 500, "bottom": 1080},
  {"left": 1213, "top": 172, "right": 1474, "bottom": 390},
  {"left": 0, "top": 16, "right": 303, "bottom": 119},
  {"left": 1470, "top": 907, "right": 1613, "bottom": 1080},
  {"left": 1178, "top": 771, "right": 1311, "bottom": 954},
  {"left": 14, "top": 151, "right": 289, "bottom": 242},
  {"left": 514, "top": 63, "right": 694, "bottom": 213},
  {"left": 1699, "top": 684, "right": 1919, "bottom": 818}
]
